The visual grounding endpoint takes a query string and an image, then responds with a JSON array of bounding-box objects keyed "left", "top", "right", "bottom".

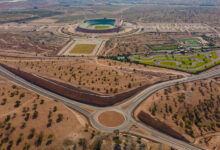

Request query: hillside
[{"left": 135, "top": 77, "right": 220, "bottom": 149}]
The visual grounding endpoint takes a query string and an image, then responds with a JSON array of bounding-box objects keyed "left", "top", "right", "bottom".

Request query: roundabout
[
  {"left": 0, "top": 65, "right": 219, "bottom": 149},
  {"left": 98, "top": 111, "right": 125, "bottom": 127},
  {"left": 91, "top": 108, "right": 131, "bottom": 131}
]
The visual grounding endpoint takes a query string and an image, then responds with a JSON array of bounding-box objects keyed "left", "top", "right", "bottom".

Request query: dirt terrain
[
  {"left": 0, "top": 75, "right": 89, "bottom": 150},
  {"left": 96, "top": 58, "right": 188, "bottom": 76},
  {"left": 135, "top": 77, "right": 220, "bottom": 149},
  {"left": 0, "top": 1, "right": 219, "bottom": 149},
  {"left": 98, "top": 111, "right": 125, "bottom": 127},
  {"left": 0, "top": 32, "right": 68, "bottom": 56},
  {"left": 1, "top": 58, "right": 183, "bottom": 96},
  {"left": 121, "top": 5, "right": 220, "bottom": 26},
  {"left": 0, "top": 57, "right": 184, "bottom": 106},
  {"left": 103, "top": 32, "right": 197, "bottom": 56},
  {"left": 0, "top": 75, "right": 174, "bottom": 150}
]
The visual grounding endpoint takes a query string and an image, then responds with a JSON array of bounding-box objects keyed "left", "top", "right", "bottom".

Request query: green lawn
[
  {"left": 131, "top": 51, "right": 219, "bottom": 73},
  {"left": 150, "top": 45, "right": 179, "bottom": 50},
  {"left": 210, "top": 52, "right": 218, "bottom": 59},
  {"left": 95, "top": 26, "right": 110, "bottom": 29},
  {"left": 70, "top": 44, "right": 96, "bottom": 54},
  {"left": 160, "top": 61, "right": 178, "bottom": 67},
  {"left": 178, "top": 38, "right": 202, "bottom": 47}
]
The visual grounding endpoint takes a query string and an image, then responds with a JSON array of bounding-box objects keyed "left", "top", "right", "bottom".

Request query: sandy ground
[
  {"left": 98, "top": 111, "right": 125, "bottom": 127},
  {"left": 1, "top": 58, "right": 175, "bottom": 96},
  {"left": 103, "top": 32, "right": 195, "bottom": 56},
  {"left": 30, "top": 18, "right": 57, "bottom": 23},
  {"left": 0, "top": 74, "right": 172, "bottom": 150},
  {"left": 134, "top": 77, "right": 220, "bottom": 148},
  {"left": 0, "top": 75, "right": 89, "bottom": 150},
  {"left": 96, "top": 58, "right": 189, "bottom": 76},
  {"left": 194, "top": 132, "right": 220, "bottom": 150}
]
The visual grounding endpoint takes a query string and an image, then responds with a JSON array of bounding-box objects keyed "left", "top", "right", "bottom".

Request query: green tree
[
  {"left": 53, "top": 106, "right": 57, "bottom": 112},
  {"left": 14, "top": 100, "right": 21, "bottom": 107},
  {"left": 78, "top": 138, "right": 86, "bottom": 149},
  {"left": 28, "top": 128, "right": 35, "bottom": 139},
  {"left": 40, "top": 99, "right": 44, "bottom": 104},
  {"left": 32, "top": 111, "right": 38, "bottom": 119},
  {"left": 2, "top": 98, "right": 7, "bottom": 105},
  {"left": 35, "top": 132, "right": 43, "bottom": 146},
  {"left": 16, "top": 133, "right": 23, "bottom": 145},
  {"left": 47, "top": 119, "right": 52, "bottom": 127},
  {"left": 128, "top": 83, "right": 132, "bottom": 88},
  {"left": 57, "top": 114, "right": 63, "bottom": 122}
]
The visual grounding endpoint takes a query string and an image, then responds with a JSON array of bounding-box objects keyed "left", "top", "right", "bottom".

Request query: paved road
[{"left": 0, "top": 65, "right": 220, "bottom": 150}]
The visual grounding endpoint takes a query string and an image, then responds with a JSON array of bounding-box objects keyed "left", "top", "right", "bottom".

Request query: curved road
[{"left": 0, "top": 65, "right": 219, "bottom": 150}]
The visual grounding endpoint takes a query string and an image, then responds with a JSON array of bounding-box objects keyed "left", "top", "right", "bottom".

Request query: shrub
[
  {"left": 5, "top": 115, "right": 11, "bottom": 122},
  {"left": 35, "top": 132, "right": 43, "bottom": 146},
  {"left": 53, "top": 106, "right": 57, "bottom": 112},
  {"left": 40, "top": 99, "right": 44, "bottom": 104},
  {"left": 20, "top": 93, "right": 25, "bottom": 99},
  {"left": 57, "top": 114, "right": 63, "bottom": 122},
  {"left": 28, "top": 128, "right": 35, "bottom": 139},
  {"left": 20, "top": 122, "right": 26, "bottom": 129},
  {"left": 25, "top": 113, "right": 30, "bottom": 121},
  {"left": 32, "top": 111, "right": 38, "bottom": 119},
  {"left": 14, "top": 100, "right": 21, "bottom": 108},
  {"left": 2, "top": 98, "right": 7, "bottom": 105},
  {"left": 33, "top": 104, "right": 37, "bottom": 110},
  {"left": 47, "top": 119, "right": 52, "bottom": 127}
]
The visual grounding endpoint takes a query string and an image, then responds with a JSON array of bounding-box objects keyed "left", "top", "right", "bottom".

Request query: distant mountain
[
  {"left": 25, "top": 0, "right": 220, "bottom": 6},
  {"left": 95, "top": 0, "right": 220, "bottom": 6}
]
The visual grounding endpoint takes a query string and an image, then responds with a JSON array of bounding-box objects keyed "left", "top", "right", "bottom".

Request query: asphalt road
[{"left": 0, "top": 65, "right": 220, "bottom": 150}]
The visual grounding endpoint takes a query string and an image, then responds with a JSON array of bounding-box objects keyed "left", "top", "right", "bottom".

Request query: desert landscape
[
  {"left": 0, "top": 75, "right": 173, "bottom": 150},
  {"left": 0, "top": 0, "right": 219, "bottom": 149},
  {"left": 135, "top": 77, "right": 220, "bottom": 149},
  {"left": 0, "top": 58, "right": 183, "bottom": 96},
  {"left": 0, "top": 75, "right": 89, "bottom": 150}
]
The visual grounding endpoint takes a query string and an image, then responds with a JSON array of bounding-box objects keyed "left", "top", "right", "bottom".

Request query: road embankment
[
  {"left": 138, "top": 111, "right": 190, "bottom": 143},
  {"left": 0, "top": 64, "right": 161, "bottom": 107}
]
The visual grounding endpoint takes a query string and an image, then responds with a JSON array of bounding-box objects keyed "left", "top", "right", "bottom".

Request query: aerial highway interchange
[{"left": 0, "top": 64, "right": 219, "bottom": 150}]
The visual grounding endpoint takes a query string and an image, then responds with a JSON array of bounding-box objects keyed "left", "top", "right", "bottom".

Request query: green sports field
[
  {"left": 149, "top": 45, "right": 179, "bottom": 50},
  {"left": 178, "top": 38, "right": 202, "bottom": 47},
  {"left": 70, "top": 44, "right": 96, "bottom": 54},
  {"left": 95, "top": 25, "right": 110, "bottom": 29}
]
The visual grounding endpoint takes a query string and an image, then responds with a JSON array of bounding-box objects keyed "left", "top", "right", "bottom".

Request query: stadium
[{"left": 76, "top": 18, "right": 123, "bottom": 33}]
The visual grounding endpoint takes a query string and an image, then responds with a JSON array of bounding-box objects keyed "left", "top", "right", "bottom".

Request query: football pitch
[
  {"left": 95, "top": 26, "right": 110, "bottom": 29},
  {"left": 70, "top": 44, "right": 96, "bottom": 54},
  {"left": 178, "top": 38, "right": 202, "bottom": 47}
]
